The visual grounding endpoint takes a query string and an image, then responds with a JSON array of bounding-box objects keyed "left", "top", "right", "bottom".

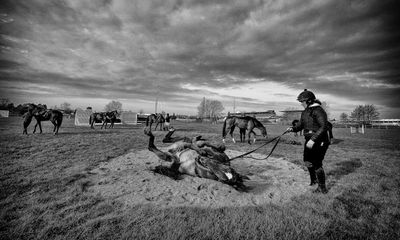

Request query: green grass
[{"left": 1, "top": 117, "right": 399, "bottom": 239}]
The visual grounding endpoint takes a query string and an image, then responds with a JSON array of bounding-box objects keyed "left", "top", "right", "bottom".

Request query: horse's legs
[
  {"left": 51, "top": 119, "right": 60, "bottom": 134},
  {"left": 51, "top": 120, "right": 56, "bottom": 133},
  {"left": 144, "top": 128, "right": 177, "bottom": 163},
  {"left": 33, "top": 121, "right": 42, "bottom": 134},
  {"left": 246, "top": 128, "right": 251, "bottom": 144},
  {"left": 222, "top": 126, "right": 228, "bottom": 143},
  {"left": 240, "top": 129, "right": 246, "bottom": 142},
  {"left": 247, "top": 128, "right": 254, "bottom": 144},
  {"left": 229, "top": 126, "right": 236, "bottom": 143}
]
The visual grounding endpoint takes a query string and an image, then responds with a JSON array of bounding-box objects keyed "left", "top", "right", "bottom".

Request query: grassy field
[{"left": 1, "top": 116, "right": 399, "bottom": 239}]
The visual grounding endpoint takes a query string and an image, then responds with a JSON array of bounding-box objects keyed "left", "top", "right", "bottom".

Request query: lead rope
[{"left": 227, "top": 130, "right": 290, "bottom": 162}]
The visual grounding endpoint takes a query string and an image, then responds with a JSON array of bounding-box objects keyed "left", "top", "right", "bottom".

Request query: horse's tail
[
  {"left": 89, "top": 114, "right": 92, "bottom": 125},
  {"left": 222, "top": 117, "right": 228, "bottom": 138},
  {"left": 58, "top": 113, "right": 63, "bottom": 127},
  {"left": 146, "top": 115, "right": 150, "bottom": 126}
]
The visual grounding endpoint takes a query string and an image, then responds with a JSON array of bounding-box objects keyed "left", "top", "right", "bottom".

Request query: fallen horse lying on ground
[{"left": 144, "top": 127, "right": 248, "bottom": 190}]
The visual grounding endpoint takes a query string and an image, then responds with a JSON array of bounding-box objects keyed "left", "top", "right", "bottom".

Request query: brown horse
[
  {"left": 144, "top": 127, "right": 247, "bottom": 190},
  {"left": 102, "top": 110, "right": 119, "bottom": 129},
  {"left": 146, "top": 113, "right": 165, "bottom": 131},
  {"left": 22, "top": 110, "right": 34, "bottom": 135},
  {"left": 222, "top": 116, "right": 267, "bottom": 144},
  {"left": 28, "top": 105, "right": 63, "bottom": 135},
  {"left": 89, "top": 112, "right": 106, "bottom": 129}
]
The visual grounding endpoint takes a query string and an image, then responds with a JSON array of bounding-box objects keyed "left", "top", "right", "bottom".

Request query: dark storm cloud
[{"left": 0, "top": 0, "right": 399, "bottom": 116}]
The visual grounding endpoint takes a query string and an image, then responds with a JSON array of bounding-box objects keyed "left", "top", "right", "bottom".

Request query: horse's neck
[{"left": 253, "top": 120, "right": 265, "bottom": 131}]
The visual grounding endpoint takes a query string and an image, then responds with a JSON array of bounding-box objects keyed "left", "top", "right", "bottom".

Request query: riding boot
[
  {"left": 307, "top": 167, "right": 317, "bottom": 186},
  {"left": 313, "top": 167, "right": 328, "bottom": 194}
]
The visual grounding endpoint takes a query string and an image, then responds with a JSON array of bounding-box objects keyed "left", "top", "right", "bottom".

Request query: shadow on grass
[
  {"left": 327, "top": 158, "right": 362, "bottom": 188},
  {"left": 330, "top": 138, "right": 344, "bottom": 145}
]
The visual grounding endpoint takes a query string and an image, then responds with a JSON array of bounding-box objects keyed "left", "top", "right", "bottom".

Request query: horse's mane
[{"left": 251, "top": 117, "right": 264, "bottom": 127}]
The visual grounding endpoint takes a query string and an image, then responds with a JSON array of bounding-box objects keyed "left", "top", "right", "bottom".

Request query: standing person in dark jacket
[{"left": 287, "top": 89, "right": 330, "bottom": 194}]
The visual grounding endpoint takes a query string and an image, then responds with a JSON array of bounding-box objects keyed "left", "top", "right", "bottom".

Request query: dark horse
[
  {"left": 23, "top": 104, "right": 63, "bottom": 135},
  {"left": 89, "top": 112, "right": 106, "bottom": 129},
  {"left": 22, "top": 110, "right": 34, "bottom": 134},
  {"left": 222, "top": 116, "right": 267, "bottom": 144},
  {"left": 103, "top": 110, "right": 119, "bottom": 129},
  {"left": 146, "top": 113, "right": 165, "bottom": 131}
]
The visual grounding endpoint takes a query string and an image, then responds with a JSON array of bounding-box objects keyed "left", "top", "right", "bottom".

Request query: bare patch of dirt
[{"left": 86, "top": 149, "right": 311, "bottom": 208}]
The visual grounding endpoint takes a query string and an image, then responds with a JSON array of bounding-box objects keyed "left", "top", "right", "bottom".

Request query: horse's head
[
  {"left": 112, "top": 110, "right": 119, "bottom": 116},
  {"left": 260, "top": 126, "right": 268, "bottom": 138}
]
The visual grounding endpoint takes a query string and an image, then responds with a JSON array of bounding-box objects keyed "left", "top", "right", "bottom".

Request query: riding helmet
[{"left": 297, "top": 89, "right": 316, "bottom": 102}]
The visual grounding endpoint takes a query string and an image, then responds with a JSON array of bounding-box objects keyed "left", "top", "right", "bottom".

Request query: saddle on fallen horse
[{"left": 145, "top": 127, "right": 248, "bottom": 190}]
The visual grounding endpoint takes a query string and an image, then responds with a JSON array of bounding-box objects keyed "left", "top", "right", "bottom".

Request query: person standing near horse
[
  {"left": 286, "top": 89, "right": 330, "bottom": 194},
  {"left": 22, "top": 110, "right": 34, "bottom": 134},
  {"left": 164, "top": 113, "right": 171, "bottom": 130}
]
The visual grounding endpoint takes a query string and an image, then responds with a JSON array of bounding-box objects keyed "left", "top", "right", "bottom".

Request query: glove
[
  {"left": 306, "top": 139, "right": 315, "bottom": 149},
  {"left": 286, "top": 127, "right": 293, "bottom": 133}
]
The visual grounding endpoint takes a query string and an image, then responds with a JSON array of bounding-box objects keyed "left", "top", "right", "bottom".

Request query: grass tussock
[{"left": 1, "top": 117, "right": 400, "bottom": 239}]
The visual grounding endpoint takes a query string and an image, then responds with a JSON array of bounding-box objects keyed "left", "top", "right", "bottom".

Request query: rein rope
[{"left": 228, "top": 130, "right": 289, "bottom": 162}]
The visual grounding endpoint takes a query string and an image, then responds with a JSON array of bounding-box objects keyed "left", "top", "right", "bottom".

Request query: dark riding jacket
[{"left": 292, "top": 103, "right": 330, "bottom": 143}]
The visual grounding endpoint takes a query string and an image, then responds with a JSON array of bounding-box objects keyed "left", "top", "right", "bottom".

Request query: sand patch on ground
[{"left": 86, "top": 149, "right": 311, "bottom": 208}]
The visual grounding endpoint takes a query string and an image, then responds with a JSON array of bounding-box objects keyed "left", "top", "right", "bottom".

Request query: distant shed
[{"left": 0, "top": 110, "right": 9, "bottom": 117}]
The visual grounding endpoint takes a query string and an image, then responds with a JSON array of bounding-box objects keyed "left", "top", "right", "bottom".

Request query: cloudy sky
[{"left": 1, "top": 0, "right": 399, "bottom": 118}]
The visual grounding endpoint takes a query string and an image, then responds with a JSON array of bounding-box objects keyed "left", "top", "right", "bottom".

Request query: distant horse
[
  {"left": 146, "top": 113, "right": 165, "bottom": 131},
  {"left": 102, "top": 110, "right": 119, "bottom": 129},
  {"left": 222, "top": 116, "right": 267, "bottom": 144},
  {"left": 292, "top": 120, "right": 302, "bottom": 137},
  {"left": 31, "top": 108, "right": 63, "bottom": 135},
  {"left": 22, "top": 111, "right": 34, "bottom": 135},
  {"left": 89, "top": 112, "right": 106, "bottom": 129}
]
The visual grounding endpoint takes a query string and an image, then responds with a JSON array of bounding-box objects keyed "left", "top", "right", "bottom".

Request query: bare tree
[
  {"left": 197, "top": 98, "right": 224, "bottom": 121},
  {"left": 60, "top": 102, "right": 73, "bottom": 114},
  {"left": 104, "top": 100, "right": 122, "bottom": 112},
  {"left": 321, "top": 101, "right": 330, "bottom": 118},
  {"left": 208, "top": 100, "right": 224, "bottom": 119},
  {"left": 351, "top": 104, "right": 379, "bottom": 123},
  {"left": 197, "top": 97, "right": 206, "bottom": 120},
  {"left": 340, "top": 112, "right": 349, "bottom": 122}
]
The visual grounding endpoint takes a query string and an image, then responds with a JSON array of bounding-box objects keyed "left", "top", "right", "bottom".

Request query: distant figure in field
[
  {"left": 164, "top": 113, "right": 171, "bottom": 130},
  {"left": 22, "top": 110, "right": 34, "bottom": 135}
]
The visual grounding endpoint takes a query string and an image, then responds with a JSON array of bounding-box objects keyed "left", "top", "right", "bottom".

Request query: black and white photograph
[{"left": 1, "top": 0, "right": 399, "bottom": 239}]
